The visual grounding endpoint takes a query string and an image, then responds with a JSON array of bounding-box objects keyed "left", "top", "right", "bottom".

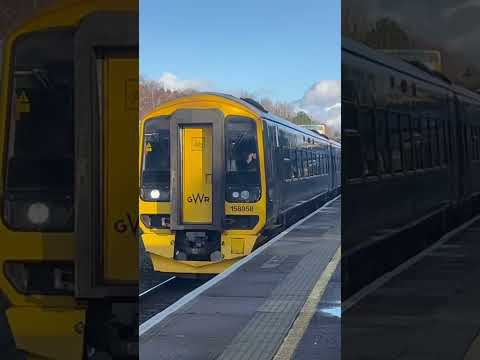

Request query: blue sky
[{"left": 140, "top": 0, "right": 340, "bottom": 103}]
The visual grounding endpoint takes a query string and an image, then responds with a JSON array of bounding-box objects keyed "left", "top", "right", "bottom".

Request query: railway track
[{"left": 139, "top": 275, "right": 209, "bottom": 324}]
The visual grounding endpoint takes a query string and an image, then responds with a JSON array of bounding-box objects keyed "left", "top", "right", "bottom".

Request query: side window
[
  {"left": 438, "top": 118, "right": 446, "bottom": 165},
  {"left": 475, "top": 126, "right": 480, "bottom": 161},
  {"left": 375, "top": 109, "right": 389, "bottom": 174},
  {"left": 401, "top": 114, "right": 414, "bottom": 171},
  {"left": 290, "top": 149, "right": 298, "bottom": 178},
  {"left": 344, "top": 100, "right": 363, "bottom": 179},
  {"left": 389, "top": 113, "right": 403, "bottom": 173},
  {"left": 360, "top": 108, "right": 377, "bottom": 176},
  {"left": 422, "top": 118, "right": 432, "bottom": 168},
  {"left": 413, "top": 117, "right": 423, "bottom": 169},
  {"left": 430, "top": 119, "right": 439, "bottom": 167},
  {"left": 296, "top": 148, "right": 303, "bottom": 178},
  {"left": 308, "top": 150, "right": 313, "bottom": 176},
  {"left": 302, "top": 150, "right": 309, "bottom": 177}
]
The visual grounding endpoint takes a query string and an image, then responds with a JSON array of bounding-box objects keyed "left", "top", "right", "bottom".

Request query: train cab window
[
  {"left": 4, "top": 29, "right": 74, "bottom": 231},
  {"left": 141, "top": 117, "right": 170, "bottom": 201},
  {"left": 225, "top": 116, "right": 260, "bottom": 203}
]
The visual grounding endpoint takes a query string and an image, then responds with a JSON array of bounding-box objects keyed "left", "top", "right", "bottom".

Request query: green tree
[
  {"left": 366, "top": 17, "right": 411, "bottom": 49},
  {"left": 292, "top": 111, "right": 312, "bottom": 125}
]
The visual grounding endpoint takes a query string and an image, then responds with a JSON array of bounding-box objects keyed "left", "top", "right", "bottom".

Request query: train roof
[
  {"left": 157, "top": 92, "right": 339, "bottom": 146},
  {"left": 452, "top": 84, "right": 480, "bottom": 103},
  {"left": 342, "top": 37, "right": 452, "bottom": 90},
  {"left": 204, "top": 93, "right": 337, "bottom": 145},
  {"left": 4, "top": 0, "right": 136, "bottom": 41},
  {"left": 343, "top": 37, "right": 480, "bottom": 105}
]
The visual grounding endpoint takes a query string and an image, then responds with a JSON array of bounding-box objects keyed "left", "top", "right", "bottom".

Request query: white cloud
[
  {"left": 302, "top": 80, "right": 341, "bottom": 108},
  {"left": 158, "top": 72, "right": 212, "bottom": 92},
  {"left": 295, "top": 80, "right": 341, "bottom": 133}
]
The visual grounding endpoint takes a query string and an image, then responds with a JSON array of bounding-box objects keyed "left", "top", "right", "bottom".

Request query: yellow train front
[
  {"left": 140, "top": 93, "right": 341, "bottom": 275},
  {"left": 0, "top": 1, "right": 138, "bottom": 358}
]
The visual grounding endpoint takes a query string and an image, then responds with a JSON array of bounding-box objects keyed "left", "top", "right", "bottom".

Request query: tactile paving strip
[{"left": 217, "top": 202, "right": 340, "bottom": 360}]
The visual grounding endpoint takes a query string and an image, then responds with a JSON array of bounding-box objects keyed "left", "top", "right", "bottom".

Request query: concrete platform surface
[
  {"left": 140, "top": 197, "right": 341, "bottom": 360},
  {"left": 343, "top": 217, "right": 480, "bottom": 360}
]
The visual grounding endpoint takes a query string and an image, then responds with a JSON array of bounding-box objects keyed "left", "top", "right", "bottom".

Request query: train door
[
  {"left": 75, "top": 12, "right": 138, "bottom": 298},
  {"left": 263, "top": 121, "right": 281, "bottom": 224},
  {"left": 169, "top": 109, "right": 225, "bottom": 231},
  {"left": 455, "top": 98, "right": 469, "bottom": 203},
  {"left": 181, "top": 126, "right": 213, "bottom": 224}
]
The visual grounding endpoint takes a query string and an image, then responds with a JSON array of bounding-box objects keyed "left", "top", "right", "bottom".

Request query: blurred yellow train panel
[{"left": 0, "top": 1, "right": 138, "bottom": 358}]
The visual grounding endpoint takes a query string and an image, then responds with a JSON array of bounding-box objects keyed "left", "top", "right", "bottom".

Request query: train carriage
[
  {"left": 139, "top": 93, "right": 340, "bottom": 275},
  {"left": 342, "top": 37, "right": 480, "bottom": 295}
]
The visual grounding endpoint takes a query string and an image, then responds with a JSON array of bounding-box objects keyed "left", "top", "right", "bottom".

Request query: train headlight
[
  {"left": 3, "top": 193, "right": 73, "bottom": 231},
  {"left": 141, "top": 185, "right": 170, "bottom": 202},
  {"left": 150, "top": 189, "right": 160, "bottom": 200},
  {"left": 26, "top": 202, "right": 50, "bottom": 225},
  {"left": 226, "top": 186, "right": 260, "bottom": 203}
]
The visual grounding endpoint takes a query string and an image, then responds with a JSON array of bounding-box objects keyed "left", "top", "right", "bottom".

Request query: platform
[
  {"left": 343, "top": 215, "right": 480, "bottom": 360},
  {"left": 140, "top": 197, "right": 341, "bottom": 360}
]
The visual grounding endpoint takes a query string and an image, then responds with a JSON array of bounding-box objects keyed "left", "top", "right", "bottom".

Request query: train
[
  {"left": 0, "top": 1, "right": 138, "bottom": 358},
  {"left": 342, "top": 38, "right": 480, "bottom": 294},
  {"left": 139, "top": 93, "right": 341, "bottom": 275}
]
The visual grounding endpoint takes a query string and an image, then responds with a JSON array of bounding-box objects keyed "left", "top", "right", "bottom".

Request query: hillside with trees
[
  {"left": 342, "top": 0, "right": 480, "bottom": 90},
  {"left": 140, "top": 76, "right": 340, "bottom": 139}
]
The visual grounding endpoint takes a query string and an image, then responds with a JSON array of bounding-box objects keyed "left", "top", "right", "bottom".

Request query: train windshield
[
  {"left": 225, "top": 116, "right": 260, "bottom": 186},
  {"left": 5, "top": 30, "right": 74, "bottom": 192},
  {"left": 141, "top": 117, "right": 170, "bottom": 201}
]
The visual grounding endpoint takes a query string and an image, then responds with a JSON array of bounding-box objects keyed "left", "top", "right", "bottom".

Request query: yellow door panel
[
  {"left": 103, "top": 57, "right": 138, "bottom": 282},
  {"left": 181, "top": 126, "right": 213, "bottom": 223}
]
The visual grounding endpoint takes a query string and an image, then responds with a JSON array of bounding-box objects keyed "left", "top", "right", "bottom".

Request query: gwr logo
[
  {"left": 114, "top": 213, "right": 138, "bottom": 235},
  {"left": 187, "top": 193, "right": 210, "bottom": 204}
]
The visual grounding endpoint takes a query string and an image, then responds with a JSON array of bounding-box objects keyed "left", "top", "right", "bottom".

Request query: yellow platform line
[
  {"left": 465, "top": 333, "right": 480, "bottom": 360},
  {"left": 274, "top": 246, "right": 341, "bottom": 360}
]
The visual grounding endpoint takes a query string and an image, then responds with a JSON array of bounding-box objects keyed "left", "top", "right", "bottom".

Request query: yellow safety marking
[
  {"left": 465, "top": 333, "right": 480, "bottom": 360},
  {"left": 16, "top": 91, "right": 31, "bottom": 113},
  {"left": 273, "top": 246, "right": 341, "bottom": 360},
  {"left": 146, "top": 142, "right": 153, "bottom": 152}
]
